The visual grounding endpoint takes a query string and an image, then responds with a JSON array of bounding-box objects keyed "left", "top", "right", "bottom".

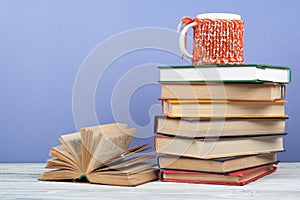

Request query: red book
[{"left": 160, "top": 164, "right": 277, "bottom": 186}]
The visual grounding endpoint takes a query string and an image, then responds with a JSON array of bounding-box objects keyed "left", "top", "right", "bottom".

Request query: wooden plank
[{"left": 0, "top": 163, "right": 299, "bottom": 199}]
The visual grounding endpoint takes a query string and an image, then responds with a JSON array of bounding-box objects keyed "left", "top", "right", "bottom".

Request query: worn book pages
[{"left": 39, "top": 123, "right": 158, "bottom": 186}]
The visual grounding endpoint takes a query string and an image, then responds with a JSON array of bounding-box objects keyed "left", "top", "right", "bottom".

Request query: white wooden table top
[{"left": 0, "top": 163, "right": 299, "bottom": 199}]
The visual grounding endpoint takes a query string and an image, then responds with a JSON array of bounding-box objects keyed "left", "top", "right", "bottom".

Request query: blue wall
[{"left": 1, "top": 0, "right": 299, "bottom": 162}]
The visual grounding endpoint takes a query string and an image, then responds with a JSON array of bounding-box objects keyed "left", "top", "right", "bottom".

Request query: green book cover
[
  {"left": 158, "top": 64, "right": 290, "bottom": 69},
  {"left": 158, "top": 64, "right": 291, "bottom": 84}
]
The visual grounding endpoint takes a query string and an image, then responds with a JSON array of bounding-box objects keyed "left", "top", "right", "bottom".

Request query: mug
[{"left": 178, "top": 13, "right": 244, "bottom": 66}]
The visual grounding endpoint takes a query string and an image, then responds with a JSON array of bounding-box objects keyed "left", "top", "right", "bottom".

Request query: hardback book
[
  {"left": 160, "top": 82, "right": 285, "bottom": 101},
  {"left": 154, "top": 134, "right": 285, "bottom": 159},
  {"left": 162, "top": 99, "right": 287, "bottom": 118},
  {"left": 154, "top": 116, "right": 286, "bottom": 138},
  {"left": 39, "top": 123, "right": 158, "bottom": 186},
  {"left": 158, "top": 153, "right": 277, "bottom": 174},
  {"left": 160, "top": 164, "right": 277, "bottom": 186},
  {"left": 159, "top": 64, "right": 291, "bottom": 84}
]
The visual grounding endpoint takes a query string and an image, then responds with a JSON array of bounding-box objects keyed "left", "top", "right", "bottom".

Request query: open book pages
[{"left": 39, "top": 123, "right": 158, "bottom": 186}]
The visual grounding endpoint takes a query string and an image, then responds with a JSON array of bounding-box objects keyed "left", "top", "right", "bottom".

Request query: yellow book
[
  {"left": 155, "top": 134, "right": 285, "bottom": 159},
  {"left": 160, "top": 82, "right": 285, "bottom": 101},
  {"left": 162, "top": 99, "right": 287, "bottom": 118}
]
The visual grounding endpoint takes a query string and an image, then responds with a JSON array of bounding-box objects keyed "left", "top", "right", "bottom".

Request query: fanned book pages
[{"left": 39, "top": 123, "right": 158, "bottom": 186}]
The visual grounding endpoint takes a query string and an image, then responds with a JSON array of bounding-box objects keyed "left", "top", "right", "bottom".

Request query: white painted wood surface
[{"left": 0, "top": 163, "right": 299, "bottom": 199}]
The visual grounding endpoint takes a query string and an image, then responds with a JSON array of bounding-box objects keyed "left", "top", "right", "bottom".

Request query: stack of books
[{"left": 154, "top": 64, "right": 291, "bottom": 186}]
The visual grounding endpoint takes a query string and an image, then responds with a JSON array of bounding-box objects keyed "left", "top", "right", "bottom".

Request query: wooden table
[{"left": 0, "top": 163, "right": 299, "bottom": 199}]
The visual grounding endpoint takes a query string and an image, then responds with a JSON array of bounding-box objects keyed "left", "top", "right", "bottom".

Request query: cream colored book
[
  {"left": 154, "top": 116, "right": 286, "bottom": 137},
  {"left": 160, "top": 82, "right": 285, "bottom": 101},
  {"left": 162, "top": 99, "right": 287, "bottom": 118},
  {"left": 154, "top": 134, "right": 285, "bottom": 159},
  {"left": 39, "top": 123, "right": 158, "bottom": 186},
  {"left": 158, "top": 153, "right": 277, "bottom": 174}
]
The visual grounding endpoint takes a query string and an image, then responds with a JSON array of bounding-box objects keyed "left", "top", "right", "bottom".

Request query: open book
[{"left": 39, "top": 123, "right": 158, "bottom": 186}]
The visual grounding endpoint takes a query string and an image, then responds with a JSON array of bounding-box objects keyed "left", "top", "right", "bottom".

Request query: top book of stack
[{"left": 159, "top": 64, "right": 291, "bottom": 84}]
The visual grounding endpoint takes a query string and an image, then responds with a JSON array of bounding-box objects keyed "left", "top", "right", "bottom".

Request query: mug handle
[{"left": 179, "top": 22, "right": 197, "bottom": 59}]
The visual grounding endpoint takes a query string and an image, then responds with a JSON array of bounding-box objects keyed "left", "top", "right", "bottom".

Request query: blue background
[{"left": 0, "top": 0, "right": 299, "bottom": 162}]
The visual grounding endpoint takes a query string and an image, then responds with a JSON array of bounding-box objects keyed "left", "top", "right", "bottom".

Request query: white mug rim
[{"left": 196, "top": 13, "right": 241, "bottom": 20}]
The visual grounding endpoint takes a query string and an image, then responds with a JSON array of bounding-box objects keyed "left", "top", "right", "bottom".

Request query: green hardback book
[{"left": 158, "top": 64, "right": 291, "bottom": 84}]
